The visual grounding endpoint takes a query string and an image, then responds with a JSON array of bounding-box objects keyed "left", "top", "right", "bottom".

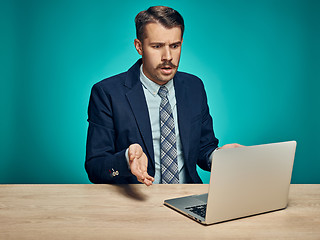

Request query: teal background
[{"left": 0, "top": 0, "right": 319, "bottom": 184}]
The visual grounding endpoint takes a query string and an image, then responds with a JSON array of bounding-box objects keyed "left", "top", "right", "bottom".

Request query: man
[{"left": 85, "top": 6, "right": 240, "bottom": 186}]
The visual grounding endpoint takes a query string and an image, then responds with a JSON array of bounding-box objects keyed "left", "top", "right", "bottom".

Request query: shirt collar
[{"left": 140, "top": 64, "right": 174, "bottom": 96}]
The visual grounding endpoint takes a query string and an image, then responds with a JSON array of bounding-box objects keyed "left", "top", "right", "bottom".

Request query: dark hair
[{"left": 135, "top": 6, "right": 184, "bottom": 42}]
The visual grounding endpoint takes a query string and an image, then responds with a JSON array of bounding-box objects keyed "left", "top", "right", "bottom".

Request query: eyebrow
[{"left": 149, "top": 41, "right": 182, "bottom": 45}]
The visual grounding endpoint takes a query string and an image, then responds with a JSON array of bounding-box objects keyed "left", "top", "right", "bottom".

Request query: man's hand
[
  {"left": 219, "top": 143, "right": 244, "bottom": 149},
  {"left": 128, "top": 144, "right": 154, "bottom": 186}
]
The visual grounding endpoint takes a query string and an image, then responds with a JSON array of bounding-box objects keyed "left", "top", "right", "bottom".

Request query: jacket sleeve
[
  {"left": 196, "top": 82, "right": 219, "bottom": 171},
  {"left": 85, "top": 83, "right": 134, "bottom": 183}
]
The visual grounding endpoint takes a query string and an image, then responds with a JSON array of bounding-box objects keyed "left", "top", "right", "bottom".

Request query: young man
[{"left": 85, "top": 6, "right": 240, "bottom": 186}]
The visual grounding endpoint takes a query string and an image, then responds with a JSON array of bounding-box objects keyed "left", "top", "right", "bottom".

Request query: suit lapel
[
  {"left": 174, "top": 75, "right": 191, "bottom": 162},
  {"left": 125, "top": 60, "right": 155, "bottom": 166}
]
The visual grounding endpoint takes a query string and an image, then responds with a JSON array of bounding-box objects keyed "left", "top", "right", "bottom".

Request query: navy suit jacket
[{"left": 85, "top": 59, "right": 219, "bottom": 184}]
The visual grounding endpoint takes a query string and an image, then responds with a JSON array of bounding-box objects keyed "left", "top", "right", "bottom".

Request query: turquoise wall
[{"left": 0, "top": 0, "right": 319, "bottom": 184}]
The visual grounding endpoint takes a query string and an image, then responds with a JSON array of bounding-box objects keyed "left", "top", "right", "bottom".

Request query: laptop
[{"left": 164, "top": 141, "right": 297, "bottom": 225}]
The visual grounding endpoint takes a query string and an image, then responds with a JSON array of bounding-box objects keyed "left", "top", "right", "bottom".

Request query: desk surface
[{"left": 0, "top": 184, "right": 319, "bottom": 240}]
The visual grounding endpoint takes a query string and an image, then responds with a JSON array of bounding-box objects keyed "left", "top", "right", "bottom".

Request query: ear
[{"left": 134, "top": 39, "right": 143, "bottom": 56}]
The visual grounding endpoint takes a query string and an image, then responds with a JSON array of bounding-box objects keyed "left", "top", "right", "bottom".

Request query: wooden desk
[{"left": 0, "top": 184, "right": 319, "bottom": 239}]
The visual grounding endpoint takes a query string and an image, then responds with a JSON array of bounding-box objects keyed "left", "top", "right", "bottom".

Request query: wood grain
[{"left": 0, "top": 184, "right": 319, "bottom": 239}]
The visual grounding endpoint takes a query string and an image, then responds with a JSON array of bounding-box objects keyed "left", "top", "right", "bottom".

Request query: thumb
[{"left": 129, "top": 143, "right": 143, "bottom": 160}]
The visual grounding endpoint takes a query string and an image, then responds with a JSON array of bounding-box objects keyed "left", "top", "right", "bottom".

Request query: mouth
[{"left": 160, "top": 65, "right": 174, "bottom": 75}]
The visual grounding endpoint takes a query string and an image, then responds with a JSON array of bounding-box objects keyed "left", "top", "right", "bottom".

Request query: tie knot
[{"left": 158, "top": 86, "right": 168, "bottom": 98}]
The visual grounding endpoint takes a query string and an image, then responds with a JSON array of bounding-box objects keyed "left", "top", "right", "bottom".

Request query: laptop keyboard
[{"left": 185, "top": 204, "right": 207, "bottom": 218}]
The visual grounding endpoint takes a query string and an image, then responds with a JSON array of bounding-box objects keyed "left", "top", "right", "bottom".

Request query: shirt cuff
[
  {"left": 125, "top": 148, "right": 131, "bottom": 170},
  {"left": 208, "top": 147, "right": 220, "bottom": 169}
]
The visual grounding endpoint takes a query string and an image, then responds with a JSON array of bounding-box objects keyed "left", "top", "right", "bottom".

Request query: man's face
[{"left": 134, "top": 22, "right": 183, "bottom": 85}]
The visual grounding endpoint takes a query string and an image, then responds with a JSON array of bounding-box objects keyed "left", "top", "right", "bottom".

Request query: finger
[
  {"left": 234, "top": 143, "right": 245, "bottom": 148},
  {"left": 132, "top": 167, "right": 152, "bottom": 184},
  {"left": 136, "top": 178, "right": 146, "bottom": 185},
  {"left": 143, "top": 178, "right": 153, "bottom": 186},
  {"left": 142, "top": 172, "right": 154, "bottom": 182},
  {"left": 220, "top": 143, "right": 241, "bottom": 149},
  {"left": 131, "top": 165, "right": 145, "bottom": 180}
]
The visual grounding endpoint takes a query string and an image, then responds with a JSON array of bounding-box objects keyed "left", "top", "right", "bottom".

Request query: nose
[{"left": 161, "top": 46, "right": 173, "bottom": 62}]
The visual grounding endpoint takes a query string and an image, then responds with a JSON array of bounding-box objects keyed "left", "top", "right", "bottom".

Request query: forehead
[{"left": 144, "top": 22, "right": 182, "bottom": 42}]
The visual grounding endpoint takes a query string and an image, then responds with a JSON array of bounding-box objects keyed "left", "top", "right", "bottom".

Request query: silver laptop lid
[{"left": 205, "top": 141, "right": 297, "bottom": 224}]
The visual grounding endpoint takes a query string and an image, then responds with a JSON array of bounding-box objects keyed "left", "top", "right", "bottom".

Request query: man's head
[
  {"left": 135, "top": 6, "right": 184, "bottom": 42},
  {"left": 134, "top": 6, "right": 184, "bottom": 85}
]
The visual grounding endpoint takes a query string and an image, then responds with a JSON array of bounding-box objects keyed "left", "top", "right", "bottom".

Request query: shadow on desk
[{"left": 109, "top": 184, "right": 148, "bottom": 201}]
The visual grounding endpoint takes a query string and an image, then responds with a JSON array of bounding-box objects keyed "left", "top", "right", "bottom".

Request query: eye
[
  {"left": 152, "top": 45, "right": 161, "bottom": 49},
  {"left": 171, "top": 44, "right": 180, "bottom": 49}
]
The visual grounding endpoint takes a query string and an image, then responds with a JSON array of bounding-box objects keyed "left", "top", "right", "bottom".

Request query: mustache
[{"left": 157, "top": 61, "right": 177, "bottom": 69}]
